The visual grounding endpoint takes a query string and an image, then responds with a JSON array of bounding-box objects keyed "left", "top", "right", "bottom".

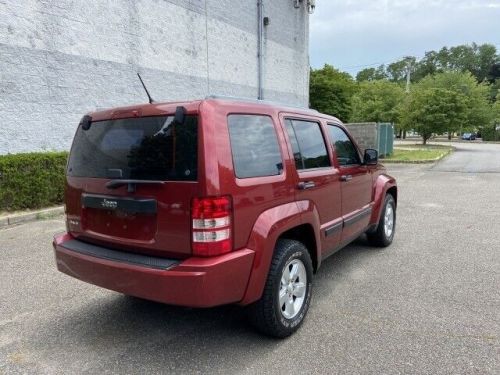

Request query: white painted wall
[{"left": 0, "top": 0, "right": 310, "bottom": 154}]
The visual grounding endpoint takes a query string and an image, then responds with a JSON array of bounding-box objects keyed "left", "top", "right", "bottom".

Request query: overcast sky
[{"left": 309, "top": 0, "right": 500, "bottom": 77}]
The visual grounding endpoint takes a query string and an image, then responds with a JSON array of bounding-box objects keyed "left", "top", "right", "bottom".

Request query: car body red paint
[{"left": 53, "top": 97, "right": 397, "bottom": 309}]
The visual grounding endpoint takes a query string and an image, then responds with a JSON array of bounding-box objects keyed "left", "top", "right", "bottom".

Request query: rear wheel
[
  {"left": 367, "top": 194, "right": 396, "bottom": 247},
  {"left": 247, "top": 239, "right": 313, "bottom": 338}
]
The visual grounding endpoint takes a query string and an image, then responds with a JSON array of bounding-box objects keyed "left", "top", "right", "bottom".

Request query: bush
[
  {"left": 481, "top": 125, "right": 500, "bottom": 141},
  {"left": 0, "top": 152, "right": 68, "bottom": 211}
]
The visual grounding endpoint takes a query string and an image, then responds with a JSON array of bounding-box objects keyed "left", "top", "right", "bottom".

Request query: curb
[
  {"left": 382, "top": 159, "right": 440, "bottom": 164},
  {"left": 0, "top": 206, "right": 64, "bottom": 229},
  {"left": 382, "top": 147, "right": 453, "bottom": 164},
  {"left": 396, "top": 139, "right": 500, "bottom": 144}
]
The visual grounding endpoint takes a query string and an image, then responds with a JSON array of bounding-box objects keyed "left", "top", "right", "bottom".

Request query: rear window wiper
[{"left": 106, "top": 179, "right": 165, "bottom": 192}]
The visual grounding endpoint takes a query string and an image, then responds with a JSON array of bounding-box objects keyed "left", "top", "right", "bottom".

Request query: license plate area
[{"left": 81, "top": 194, "right": 157, "bottom": 241}]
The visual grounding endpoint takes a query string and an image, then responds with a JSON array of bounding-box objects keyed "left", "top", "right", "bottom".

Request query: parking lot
[{"left": 1, "top": 142, "right": 499, "bottom": 374}]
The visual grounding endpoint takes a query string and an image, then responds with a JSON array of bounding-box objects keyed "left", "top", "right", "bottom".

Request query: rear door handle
[
  {"left": 298, "top": 181, "right": 316, "bottom": 190},
  {"left": 340, "top": 175, "right": 352, "bottom": 182}
]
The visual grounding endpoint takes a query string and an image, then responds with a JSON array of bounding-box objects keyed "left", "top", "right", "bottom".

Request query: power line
[
  {"left": 337, "top": 61, "right": 388, "bottom": 70},
  {"left": 337, "top": 54, "right": 425, "bottom": 71}
]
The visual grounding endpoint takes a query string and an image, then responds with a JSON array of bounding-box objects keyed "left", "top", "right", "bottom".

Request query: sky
[{"left": 309, "top": 0, "right": 500, "bottom": 77}]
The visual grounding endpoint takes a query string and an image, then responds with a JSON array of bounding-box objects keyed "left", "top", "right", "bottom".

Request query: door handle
[
  {"left": 340, "top": 175, "right": 352, "bottom": 182},
  {"left": 298, "top": 181, "right": 316, "bottom": 190}
]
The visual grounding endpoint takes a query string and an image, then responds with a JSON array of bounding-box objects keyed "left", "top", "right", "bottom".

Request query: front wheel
[
  {"left": 246, "top": 239, "right": 313, "bottom": 338},
  {"left": 367, "top": 194, "right": 396, "bottom": 247}
]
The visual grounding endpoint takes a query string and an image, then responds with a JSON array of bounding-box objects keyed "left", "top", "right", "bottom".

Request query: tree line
[{"left": 309, "top": 43, "right": 500, "bottom": 144}]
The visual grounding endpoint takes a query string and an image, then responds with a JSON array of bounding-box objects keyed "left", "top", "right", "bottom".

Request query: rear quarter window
[{"left": 227, "top": 115, "right": 283, "bottom": 179}]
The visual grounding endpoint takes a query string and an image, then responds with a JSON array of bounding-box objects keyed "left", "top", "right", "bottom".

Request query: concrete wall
[
  {"left": 0, "top": 0, "right": 310, "bottom": 154},
  {"left": 344, "top": 122, "right": 378, "bottom": 153},
  {"left": 345, "top": 122, "right": 395, "bottom": 157}
]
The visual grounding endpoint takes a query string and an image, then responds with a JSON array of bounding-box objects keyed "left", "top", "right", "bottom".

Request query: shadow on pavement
[{"left": 34, "top": 236, "right": 380, "bottom": 371}]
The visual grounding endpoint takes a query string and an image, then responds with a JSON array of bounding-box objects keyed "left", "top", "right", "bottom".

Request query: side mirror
[
  {"left": 174, "top": 106, "right": 186, "bottom": 124},
  {"left": 364, "top": 149, "right": 378, "bottom": 165}
]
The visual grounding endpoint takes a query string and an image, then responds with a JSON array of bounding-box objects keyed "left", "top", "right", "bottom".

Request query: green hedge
[
  {"left": 0, "top": 152, "right": 68, "bottom": 211},
  {"left": 481, "top": 125, "right": 500, "bottom": 141}
]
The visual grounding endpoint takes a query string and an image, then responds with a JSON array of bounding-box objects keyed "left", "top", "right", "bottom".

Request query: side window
[
  {"left": 228, "top": 115, "right": 283, "bottom": 178},
  {"left": 285, "top": 119, "right": 330, "bottom": 170},
  {"left": 327, "top": 125, "right": 361, "bottom": 166}
]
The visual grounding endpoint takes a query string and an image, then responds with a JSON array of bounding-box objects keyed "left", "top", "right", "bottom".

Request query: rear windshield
[{"left": 67, "top": 116, "right": 198, "bottom": 181}]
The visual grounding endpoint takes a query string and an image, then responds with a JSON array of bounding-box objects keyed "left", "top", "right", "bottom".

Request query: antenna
[{"left": 137, "top": 73, "right": 155, "bottom": 104}]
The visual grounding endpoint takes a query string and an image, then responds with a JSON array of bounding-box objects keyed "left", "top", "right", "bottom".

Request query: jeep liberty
[{"left": 53, "top": 97, "right": 397, "bottom": 337}]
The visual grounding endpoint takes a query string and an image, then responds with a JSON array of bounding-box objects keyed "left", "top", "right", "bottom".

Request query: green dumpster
[{"left": 377, "top": 123, "right": 394, "bottom": 157}]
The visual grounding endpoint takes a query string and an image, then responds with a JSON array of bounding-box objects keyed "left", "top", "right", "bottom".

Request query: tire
[
  {"left": 367, "top": 194, "right": 396, "bottom": 247},
  {"left": 246, "top": 239, "right": 313, "bottom": 338}
]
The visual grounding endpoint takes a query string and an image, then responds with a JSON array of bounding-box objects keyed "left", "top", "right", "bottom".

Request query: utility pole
[
  {"left": 402, "top": 56, "right": 413, "bottom": 139},
  {"left": 404, "top": 56, "right": 412, "bottom": 93}
]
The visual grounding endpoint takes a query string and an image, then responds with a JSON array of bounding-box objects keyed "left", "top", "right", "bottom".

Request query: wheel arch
[
  {"left": 277, "top": 223, "right": 318, "bottom": 273},
  {"left": 369, "top": 174, "right": 398, "bottom": 226},
  {"left": 239, "top": 201, "right": 321, "bottom": 305}
]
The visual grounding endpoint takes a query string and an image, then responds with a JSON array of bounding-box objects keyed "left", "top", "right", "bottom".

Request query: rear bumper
[{"left": 53, "top": 233, "right": 255, "bottom": 308}]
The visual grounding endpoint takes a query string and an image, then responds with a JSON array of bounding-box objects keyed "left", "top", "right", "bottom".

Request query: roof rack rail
[{"left": 205, "top": 95, "right": 318, "bottom": 113}]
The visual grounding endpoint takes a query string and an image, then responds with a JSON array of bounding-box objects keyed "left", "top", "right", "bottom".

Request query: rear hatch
[{"left": 65, "top": 112, "right": 199, "bottom": 259}]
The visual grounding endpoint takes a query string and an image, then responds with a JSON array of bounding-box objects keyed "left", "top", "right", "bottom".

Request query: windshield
[{"left": 67, "top": 115, "right": 198, "bottom": 181}]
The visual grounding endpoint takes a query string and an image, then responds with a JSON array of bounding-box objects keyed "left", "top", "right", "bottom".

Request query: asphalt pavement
[
  {"left": 1, "top": 142, "right": 499, "bottom": 374},
  {"left": 430, "top": 141, "right": 500, "bottom": 173}
]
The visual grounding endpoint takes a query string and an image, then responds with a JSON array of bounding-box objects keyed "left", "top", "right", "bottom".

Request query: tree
[
  {"left": 387, "top": 58, "right": 414, "bottom": 82},
  {"left": 400, "top": 87, "right": 468, "bottom": 144},
  {"left": 356, "top": 65, "right": 387, "bottom": 82},
  {"left": 375, "top": 43, "right": 500, "bottom": 84},
  {"left": 494, "top": 98, "right": 500, "bottom": 126},
  {"left": 350, "top": 80, "right": 404, "bottom": 123},
  {"left": 309, "top": 64, "right": 356, "bottom": 121},
  {"left": 417, "top": 71, "right": 494, "bottom": 132},
  {"left": 476, "top": 44, "right": 498, "bottom": 82},
  {"left": 412, "top": 43, "right": 499, "bottom": 83},
  {"left": 494, "top": 98, "right": 500, "bottom": 124},
  {"left": 481, "top": 98, "right": 500, "bottom": 141},
  {"left": 487, "top": 63, "right": 500, "bottom": 84},
  {"left": 490, "top": 79, "right": 500, "bottom": 102}
]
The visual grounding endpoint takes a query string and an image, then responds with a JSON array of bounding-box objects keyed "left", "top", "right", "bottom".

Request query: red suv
[{"left": 53, "top": 97, "right": 397, "bottom": 337}]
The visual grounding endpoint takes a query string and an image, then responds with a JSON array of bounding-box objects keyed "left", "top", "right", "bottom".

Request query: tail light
[{"left": 191, "top": 196, "right": 232, "bottom": 257}]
